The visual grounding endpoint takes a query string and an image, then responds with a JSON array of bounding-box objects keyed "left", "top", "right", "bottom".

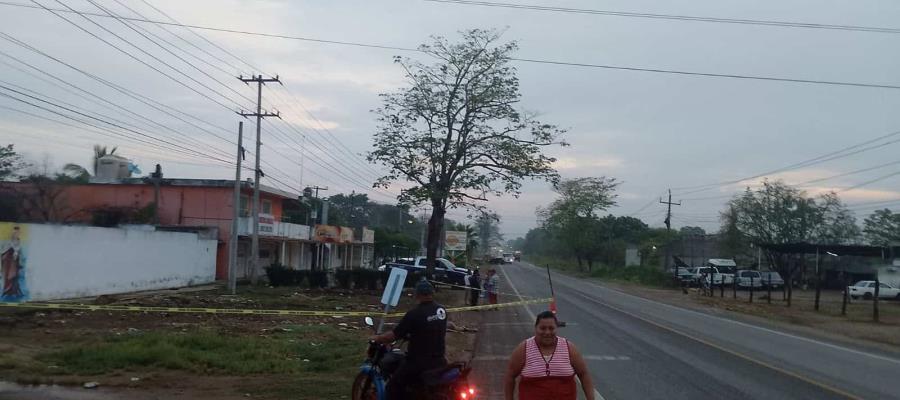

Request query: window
[
  {"left": 239, "top": 195, "right": 250, "bottom": 217},
  {"left": 880, "top": 283, "right": 891, "bottom": 289},
  {"left": 262, "top": 199, "right": 272, "bottom": 214}
]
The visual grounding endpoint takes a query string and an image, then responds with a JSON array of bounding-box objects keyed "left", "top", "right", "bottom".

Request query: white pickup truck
[{"left": 689, "top": 259, "right": 736, "bottom": 286}]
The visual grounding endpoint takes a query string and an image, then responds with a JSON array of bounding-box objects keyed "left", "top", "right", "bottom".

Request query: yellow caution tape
[
  {"left": 0, "top": 302, "right": 375, "bottom": 317},
  {"left": 0, "top": 297, "right": 552, "bottom": 318}
]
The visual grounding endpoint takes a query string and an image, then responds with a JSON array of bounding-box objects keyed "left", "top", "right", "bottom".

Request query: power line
[
  {"left": 83, "top": 0, "right": 255, "bottom": 105},
  {"left": 0, "top": 27, "right": 307, "bottom": 187},
  {"left": 4, "top": 1, "right": 899, "bottom": 90},
  {"left": 672, "top": 129, "right": 900, "bottom": 196},
  {"left": 0, "top": 40, "right": 248, "bottom": 162},
  {"left": 424, "top": 0, "right": 900, "bottom": 34},
  {"left": 0, "top": 86, "right": 233, "bottom": 165},
  {"left": 113, "top": 0, "right": 239, "bottom": 77},
  {"left": 838, "top": 170, "right": 900, "bottom": 193},
  {"left": 126, "top": 0, "right": 389, "bottom": 189},
  {"left": 138, "top": 0, "right": 264, "bottom": 75},
  {"left": 31, "top": 0, "right": 243, "bottom": 112}
]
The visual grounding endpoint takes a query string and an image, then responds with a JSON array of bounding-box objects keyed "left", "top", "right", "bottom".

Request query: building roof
[
  {"left": 110, "top": 178, "right": 300, "bottom": 199},
  {"left": 758, "top": 242, "right": 898, "bottom": 258}
]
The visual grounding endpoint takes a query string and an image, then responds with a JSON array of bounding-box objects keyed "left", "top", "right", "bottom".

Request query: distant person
[
  {"left": 486, "top": 269, "right": 500, "bottom": 305},
  {"left": 504, "top": 311, "right": 595, "bottom": 400},
  {"left": 468, "top": 269, "right": 481, "bottom": 306}
]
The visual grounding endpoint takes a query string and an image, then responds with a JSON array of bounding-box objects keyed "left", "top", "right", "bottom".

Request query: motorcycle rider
[{"left": 372, "top": 278, "right": 448, "bottom": 400}]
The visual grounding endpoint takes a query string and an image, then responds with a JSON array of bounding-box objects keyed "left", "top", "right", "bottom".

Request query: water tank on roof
[{"left": 95, "top": 154, "right": 131, "bottom": 182}]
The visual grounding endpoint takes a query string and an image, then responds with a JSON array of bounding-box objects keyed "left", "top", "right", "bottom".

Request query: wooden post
[
  {"left": 749, "top": 273, "right": 754, "bottom": 303},
  {"left": 874, "top": 276, "right": 880, "bottom": 322},
  {"left": 814, "top": 248, "right": 821, "bottom": 312},
  {"left": 841, "top": 271, "right": 848, "bottom": 316}
]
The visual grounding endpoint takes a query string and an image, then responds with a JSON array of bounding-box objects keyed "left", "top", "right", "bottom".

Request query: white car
[
  {"left": 735, "top": 270, "right": 764, "bottom": 289},
  {"left": 848, "top": 281, "right": 900, "bottom": 300}
]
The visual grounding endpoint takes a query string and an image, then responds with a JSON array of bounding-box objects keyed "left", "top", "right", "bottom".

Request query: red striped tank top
[
  {"left": 519, "top": 336, "right": 577, "bottom": 400},
  {"left": 522, "top": 336, "right": 575, "bottom": 377}
]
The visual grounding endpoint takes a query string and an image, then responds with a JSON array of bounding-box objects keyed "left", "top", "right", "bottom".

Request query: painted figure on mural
[{"left": 0, "top": 225, "right": 25, "bottom": 301}]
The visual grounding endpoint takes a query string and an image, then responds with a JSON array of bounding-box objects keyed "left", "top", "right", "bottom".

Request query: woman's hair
[{"left": 534, "top": 311, "right": 558, "bottom": 327}]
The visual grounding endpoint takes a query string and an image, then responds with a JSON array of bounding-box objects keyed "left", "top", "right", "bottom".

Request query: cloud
[{"left": 552, "top": 156, "right": 623, "bottom": 171}]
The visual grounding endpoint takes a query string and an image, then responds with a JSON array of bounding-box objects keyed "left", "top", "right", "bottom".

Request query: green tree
[
  {"left": 367, "top": 29, "right": 564, "bottom": 276},
  {"left": 539, "top": 177, "right": 619, "bottom": 271},
  {"left": 724, "top": 181, "right": 859, "bottom": 305},
  {"left": 862, "top": 209, "right": 900, "bottom": 247},
  {"left": 0, "top": 144, "right": 29, "bottom": 181},
  {"left": 814, "top": 192, "right": 861, "bottom": 245},
  {"left": 679, "top": 226, "right": 706, "bottom": 236}
]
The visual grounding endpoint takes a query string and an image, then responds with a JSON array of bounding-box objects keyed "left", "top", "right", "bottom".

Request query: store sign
[
  {"left": 444, "top": 230, "right": 467, "bottom": 251},
  {"left": 339, "top": 227, "right": 354, "bottom": 243},
  {"left": 314, "top": 225, "right": 340, "bottom": 242},
  {"left": 362, "top": 228, "right": 375, "bottom": 244},
  {"left": 259, "top": 214, "right": 275, "bottom": 233}
]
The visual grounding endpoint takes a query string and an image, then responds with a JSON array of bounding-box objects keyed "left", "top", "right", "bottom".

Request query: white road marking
[
  {"left": 520, "top": 262, "right": 900, "bottom": 366},
  {"left": 499, "top": 264, "right": 536, "bottom": 321}
]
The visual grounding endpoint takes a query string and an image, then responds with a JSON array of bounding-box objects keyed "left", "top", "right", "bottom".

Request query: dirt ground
[
  {"left": 0, "top": 284, "right": 480, "bottom": 400},
  {"left": 596, "top": 280, "right": 900, "bottom": 350}
]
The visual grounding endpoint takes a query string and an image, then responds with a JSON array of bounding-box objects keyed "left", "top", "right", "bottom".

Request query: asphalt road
[{"left": 469, "top": 262, "right": 900, "bottom": 400}]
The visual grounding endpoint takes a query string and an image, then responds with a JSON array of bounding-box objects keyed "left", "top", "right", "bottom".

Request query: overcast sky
[{"left": 1, "top": 0, "right": 899, "bottom": 238}]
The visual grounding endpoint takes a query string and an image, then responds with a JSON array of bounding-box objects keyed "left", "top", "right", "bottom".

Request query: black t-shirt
[{"left": 392, "top": 300, "right": 447, "bottom": 364}]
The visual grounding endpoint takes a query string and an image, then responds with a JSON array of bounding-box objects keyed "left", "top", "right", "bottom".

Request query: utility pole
[
  {"left": 228, "top": 122, "right": 244, "bottom": 294},
  {"left": 660, "top": 189, "right": 682, "bottom": 274},
  {"left": 238, "top": 74, "right": 281, "bottom": 285}
]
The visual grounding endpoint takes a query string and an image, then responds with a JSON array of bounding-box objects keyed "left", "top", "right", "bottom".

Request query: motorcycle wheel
[{"left": 351, "top": 372, "right": 378, "bottom": 400}]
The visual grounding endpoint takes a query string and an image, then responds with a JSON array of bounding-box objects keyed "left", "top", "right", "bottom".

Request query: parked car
[
  {"left": 848, "top": 281, "right": 900, "bottom": 300},
  {"left": 734, "top": 270, "right": 764, "bottom": 289},
  {"left": 758, "top": 271, "right": 784, "bottom": 289},
  {"left": 378, "top": 256, "right": 471, "bottom": 287}
]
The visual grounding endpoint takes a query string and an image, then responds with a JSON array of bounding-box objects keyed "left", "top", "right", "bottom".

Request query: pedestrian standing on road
[
  {"left": 468, "top": 268, "right": 481, "bottom": 306},
  {"left": 504, "top": 311, "right": 595, "bottom": 400},
  {"left": 486, "top": 268, "right": 500, "bottom": 305}
]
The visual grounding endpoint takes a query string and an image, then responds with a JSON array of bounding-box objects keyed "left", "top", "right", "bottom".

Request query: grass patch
[{"left": 39, "top": 325, "right": 362, "bottom": 377}]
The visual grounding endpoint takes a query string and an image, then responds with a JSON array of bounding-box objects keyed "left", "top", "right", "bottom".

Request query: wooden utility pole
[
  {"left": 238, "top": 74, "right": 281, "bottom": 285},
  {"left": 660, "top": 189, "right": 681, "bottom": 274}
]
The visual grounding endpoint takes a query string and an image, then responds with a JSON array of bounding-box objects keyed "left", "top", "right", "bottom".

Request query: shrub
[
  {"left": 264, "top": 264, "right": 293, "bottom": 287},
  {"left": 308, "top": 271, "right": 328, "bottom": 288},
  {"left": 335, "top": 270, "right": 353, "bottom": 289}
]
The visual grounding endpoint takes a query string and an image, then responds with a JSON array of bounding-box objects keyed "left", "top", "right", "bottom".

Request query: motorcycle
[{"left": 352, "top": 317, "right": 478, "bottom": 400}]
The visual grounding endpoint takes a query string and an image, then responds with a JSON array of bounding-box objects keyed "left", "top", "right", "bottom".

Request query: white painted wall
[{"left": 14, "top": 224, "right": 216, "bottom": 301}]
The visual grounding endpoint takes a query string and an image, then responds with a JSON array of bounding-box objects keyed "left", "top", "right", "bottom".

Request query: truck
[
  {"left": 487, "top": 247, "right": 505, "bottom": 264},
  {"left": 690, "top": 259, "right": 736, "bottom": 286},
  {"left": 378, "top": 256, "right": 472, "bottom": 286}
]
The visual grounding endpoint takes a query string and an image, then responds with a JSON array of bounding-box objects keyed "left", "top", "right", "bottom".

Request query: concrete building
[{"left": 1, "top": 178, "right": 312, "bottom": 279}]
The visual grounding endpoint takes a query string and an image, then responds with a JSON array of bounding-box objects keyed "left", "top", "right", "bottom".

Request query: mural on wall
[{"left": 0, "top": 223, "right": 28, "bottom": 302}]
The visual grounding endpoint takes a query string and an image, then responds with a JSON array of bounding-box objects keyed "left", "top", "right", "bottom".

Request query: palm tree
[{"left": 62, "top": 145, "right": 117, "bottom": 181}]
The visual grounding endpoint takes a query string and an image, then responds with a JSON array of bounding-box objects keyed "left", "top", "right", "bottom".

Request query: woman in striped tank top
[{"left": 503, "top": 311, "right": 595, "bottom": 400}]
